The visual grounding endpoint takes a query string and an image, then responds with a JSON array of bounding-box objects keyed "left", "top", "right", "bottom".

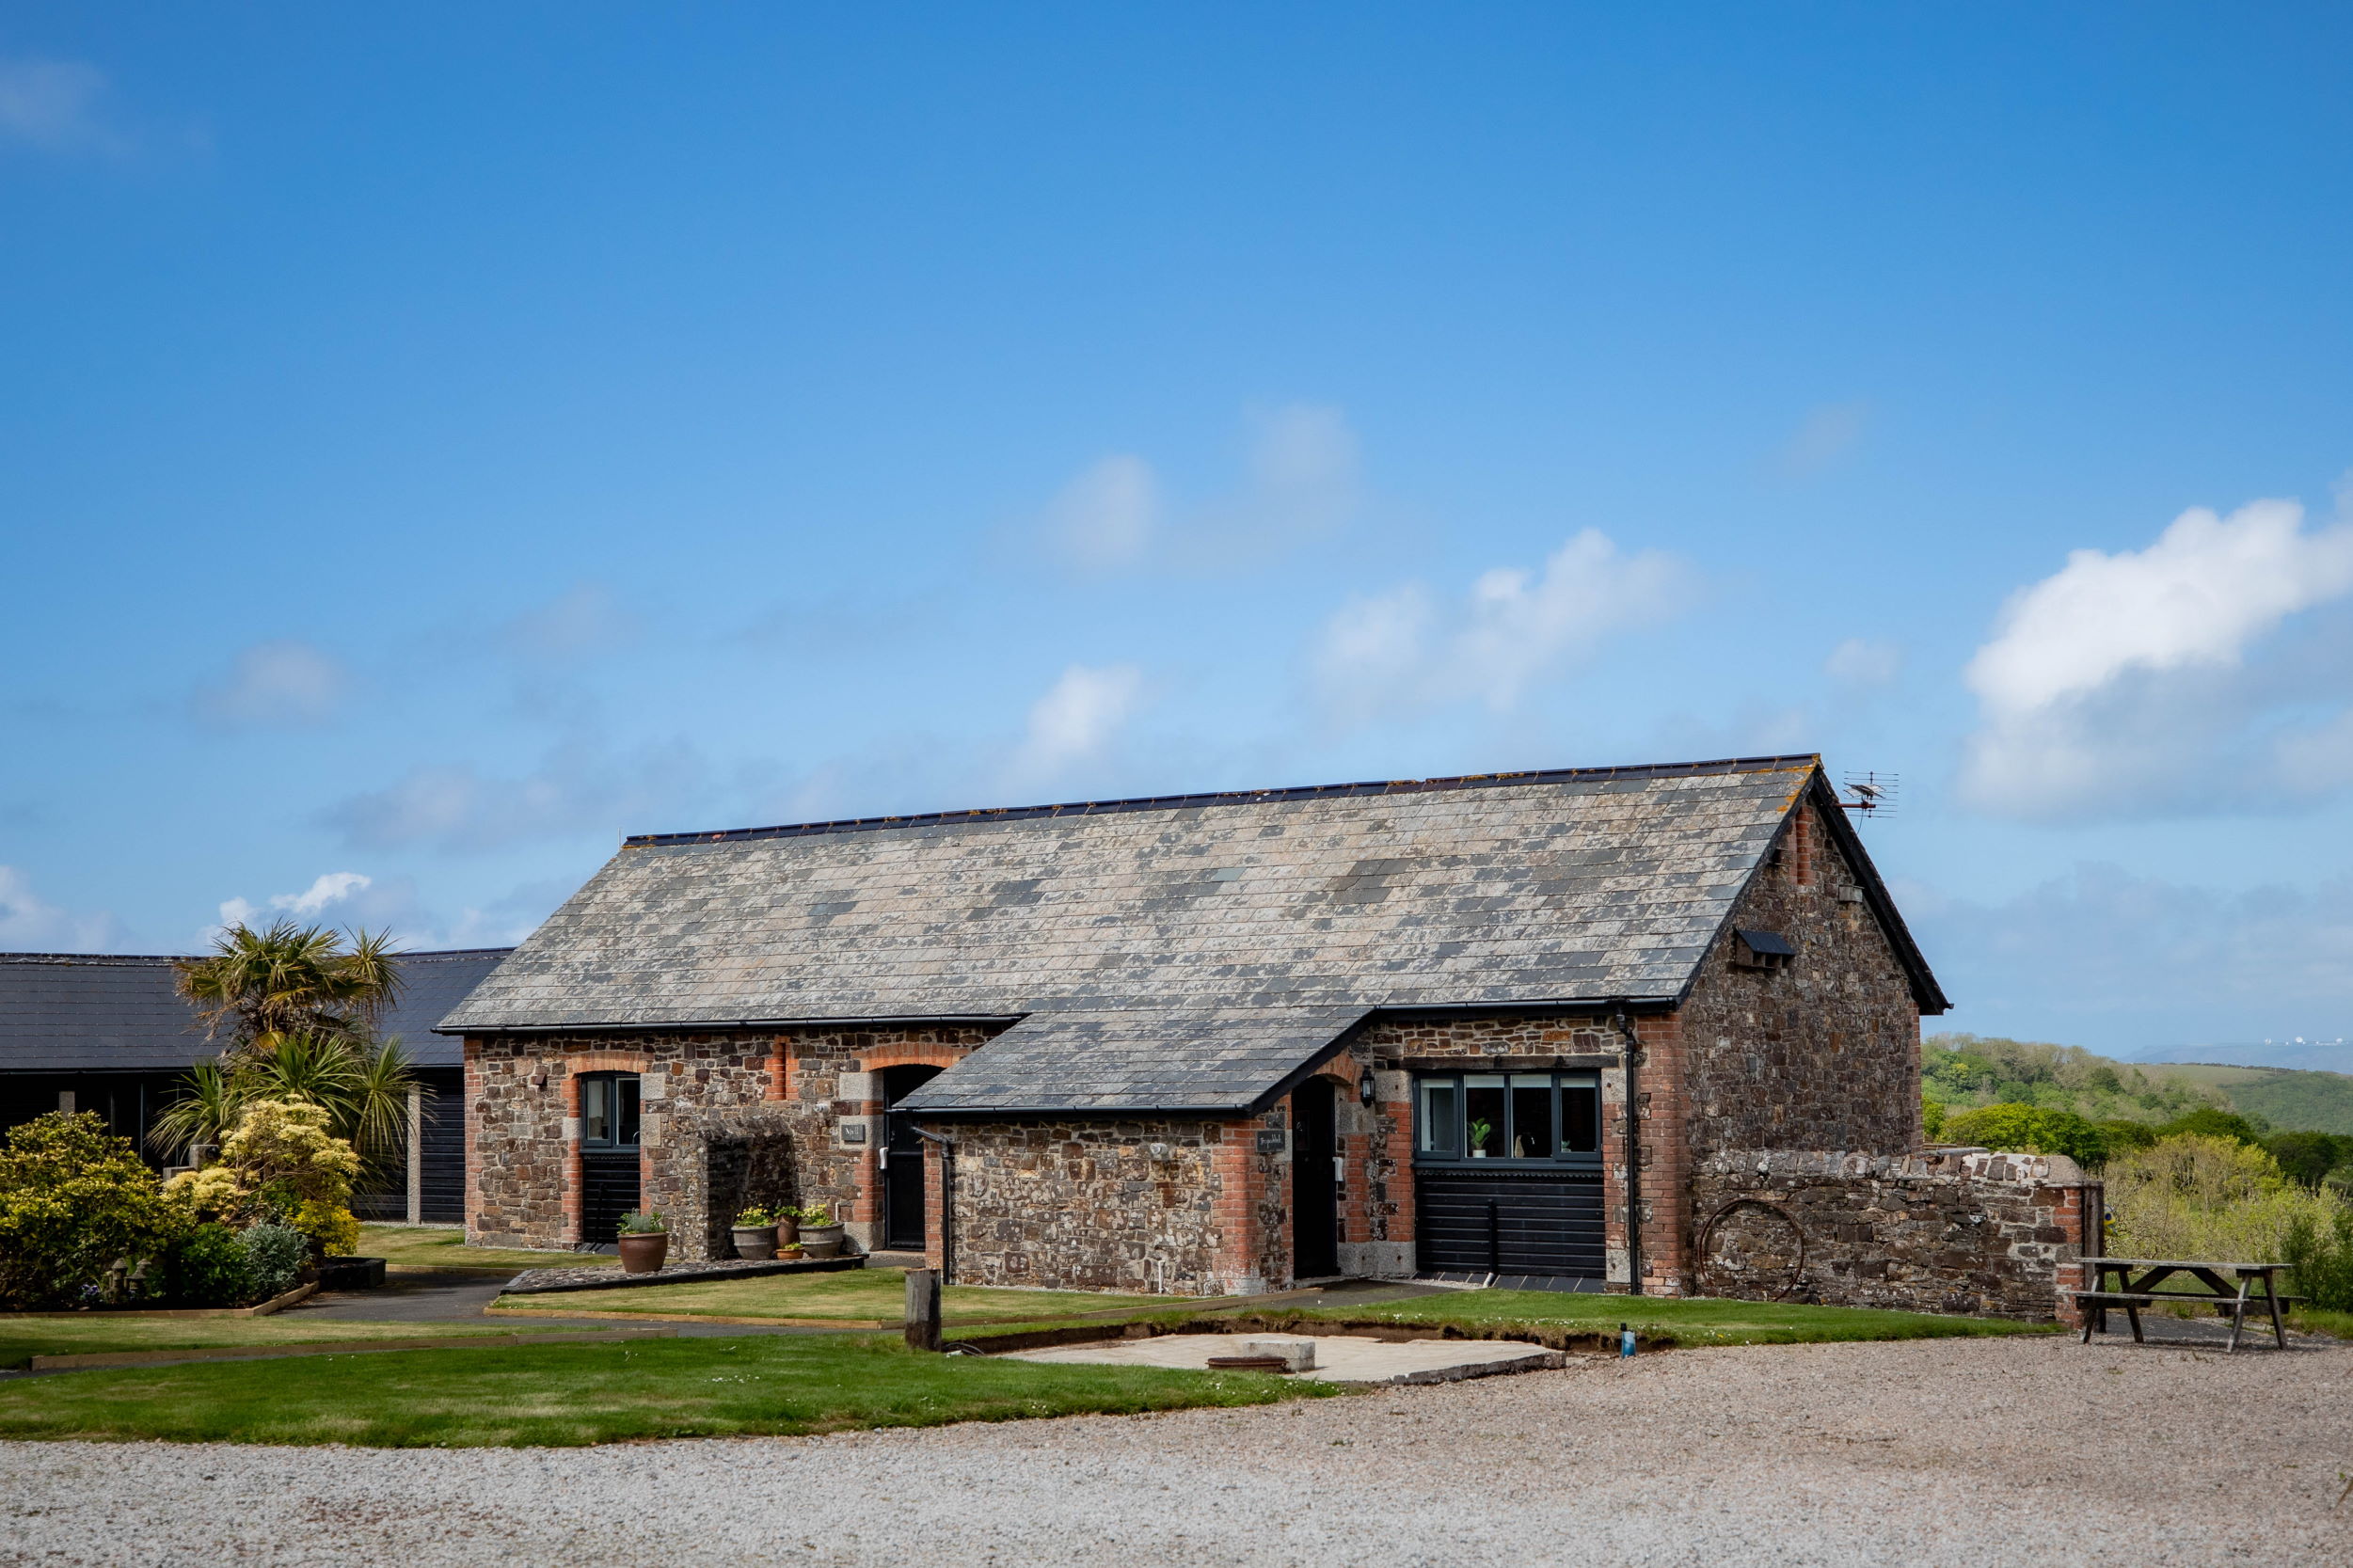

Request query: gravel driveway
[{"left": 3, "top": 1335, "right": 2345, "bottom": 1567}]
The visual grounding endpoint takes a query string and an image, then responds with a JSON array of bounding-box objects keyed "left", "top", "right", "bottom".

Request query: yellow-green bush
[
  {"left": 165, "top": 1098, "right": 361, "bottom": 1257},
  {"left": 2104, "top": 1133, "right": 2347, "bottom": 1264}
]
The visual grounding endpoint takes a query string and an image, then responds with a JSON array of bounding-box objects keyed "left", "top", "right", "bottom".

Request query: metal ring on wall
[{"left": 1695, "top": 1196, "right": 1807, "bottom": 1302}]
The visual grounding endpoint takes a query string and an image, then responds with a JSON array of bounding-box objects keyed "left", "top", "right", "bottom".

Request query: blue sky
[{"left": 4, "top": 5, "right": 2351, "bottom": 1059}]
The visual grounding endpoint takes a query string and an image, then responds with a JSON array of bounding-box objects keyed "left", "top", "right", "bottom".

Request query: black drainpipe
[
  {"left": 913, "top": 1127, "right": 956, "bottom": 1285},
  {"left": 1612, "top": 1004, "right": 1644, "bottom": 1296}
]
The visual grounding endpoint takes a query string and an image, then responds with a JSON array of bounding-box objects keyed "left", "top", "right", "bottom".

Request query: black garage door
[{"left": 1415, "top": 1168, "right": 1606, "bottom": 1283}]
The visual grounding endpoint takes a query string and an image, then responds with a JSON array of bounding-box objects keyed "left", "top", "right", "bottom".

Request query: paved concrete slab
[{"left": 1006, "top": 1332, "right": 1564, "bottom": 1385}]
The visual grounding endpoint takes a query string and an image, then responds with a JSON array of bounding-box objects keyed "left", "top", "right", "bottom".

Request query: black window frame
[
  {"left": 1411, "top": 1070, "right": 1602, "bottom": 1168},
  {"left": 579, "top": 1071, "right": 642, "bottom": 1150}
]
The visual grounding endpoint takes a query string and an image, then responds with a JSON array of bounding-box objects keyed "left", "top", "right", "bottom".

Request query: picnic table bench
[{"left": 2070, "top": 1258, "right": 2293, "bottom": 1353}]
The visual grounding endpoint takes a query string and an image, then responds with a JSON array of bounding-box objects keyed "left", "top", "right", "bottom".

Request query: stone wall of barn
[
  {"left": 922, "top": 1117, "right": 1260, "bottom": 1294},
  {"left": 1690, "top": 1148, "right": 2097, "bottom": 1321},
  {"left": 1677, "top": 800, "right": 1924, "bottom": 1161},
  {"left": 463, "top": 1024, "right": 991, "bottom": 1259}
]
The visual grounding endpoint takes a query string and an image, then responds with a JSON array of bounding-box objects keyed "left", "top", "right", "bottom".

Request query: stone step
[{"left": 863, "top": 1250, "right": 930, "bottom": 1270}]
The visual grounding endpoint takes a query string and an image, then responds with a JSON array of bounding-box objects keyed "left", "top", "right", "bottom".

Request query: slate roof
[
  {"left": 0, "top": 949, "right": 512, "bottom": 1072},
  {"left": 441, "top": 755, "right": 1945, "bottom": 1113},
  {"left": 897, "top": 1006, "right": 1375, "bottom": 1116}
]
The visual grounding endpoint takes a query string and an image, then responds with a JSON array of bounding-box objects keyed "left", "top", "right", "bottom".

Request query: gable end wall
[{"left": 1677, "top": 800, "right": 1923, "bottom": 1161}]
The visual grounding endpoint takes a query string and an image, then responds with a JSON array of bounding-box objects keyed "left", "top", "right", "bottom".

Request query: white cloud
[
  {"left": 1961, "top": 497, "right": 2353, "bottom": 816},
  {"left": 1778, "top": 401, "right": 1868, "bottom": 477},
  {"left": 1824, "top": 637, "right": 1901, "bottom": 688},
  {"left": 1044, "top": 455, "right": 1159, "bottom": 573},
  {"left": 0, "top": 866, "right": 120, "bottom": 951},
  {"left": 192, "top": 641, "right": 348, "bottom": 729},
  {"left": 0, "top": 55, "right": 125, "bottom": 155},
  {"left": 205, "top": 871, "right": 561, "bottom": 951},
  {"left": 1312, "top": 530, "right": 1694, "bottom": 725},
  {"left": 1008, "top": 664, "right": 1147, "bottom": 784},
  {"left": 322, "top": 737, "right": 707, "bottom": 852},
  {"left": 1038, "top": 404, "right": 1361, "bottom": 575},
  {"left": 501, "top": 583, "right": 641, "bottom": 663}
]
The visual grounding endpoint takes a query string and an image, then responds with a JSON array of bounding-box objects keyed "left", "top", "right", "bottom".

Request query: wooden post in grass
[{"left": 905, "top": 1268, "right": 942, "bottom": 1352}]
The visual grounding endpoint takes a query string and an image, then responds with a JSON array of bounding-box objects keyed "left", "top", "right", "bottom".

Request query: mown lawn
[
  {"left": 0, "top": 1316, "right": 530, "bottom": 1370},
  {"left": 0, "top": 1333, "right": 1334, "bottom": 1447},
  {"left": 489, "top": 1266, "right": 1176, "bottom": 1325},
  {"left": 358, "top": 1224, "right": 580, "bottom": 1273},
  {"left": 1278, "top": 1290, "right": 2062, "bottom": 1347}
]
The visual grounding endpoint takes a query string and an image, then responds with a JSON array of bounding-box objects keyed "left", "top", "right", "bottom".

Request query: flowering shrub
[
  {"left": 0, "top": 1112, "right": 184, "bottom": 1310},
  {"left": 165, "top": 1098, "right": 361, "bottom": 1257}
]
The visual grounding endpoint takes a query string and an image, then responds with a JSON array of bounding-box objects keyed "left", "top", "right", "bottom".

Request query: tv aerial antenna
[{"left": 1837, "top": 770, "right": 1898, "bottom": 819}]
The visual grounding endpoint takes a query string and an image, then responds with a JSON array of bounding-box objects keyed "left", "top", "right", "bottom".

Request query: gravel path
[{"left": 3, "top": 1335, "right": 2345, "bottom": 1567}]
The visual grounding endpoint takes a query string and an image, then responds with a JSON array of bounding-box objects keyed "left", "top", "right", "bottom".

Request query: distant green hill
[
  {"left": 1924, "top": 1033, "right": 2353, "bottom": 1136},
  {"left": 2142, "top": 1062, "right": 2353, "bottom": 1136}
]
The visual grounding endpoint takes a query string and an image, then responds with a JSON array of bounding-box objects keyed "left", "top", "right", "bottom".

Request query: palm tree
[
  {"left": 156, "top": 924, "right": 415, "bottom": 1172},
  {"left": 175, "top": 920, "right": 403, "bottom": 1055},
  {"left": 147, "top": 1063, "right": 240, "bottom": 1164}
]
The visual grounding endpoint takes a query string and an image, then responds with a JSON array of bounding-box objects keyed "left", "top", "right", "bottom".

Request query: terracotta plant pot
[
  {"left": 731, "top": 1225, "right": 779, "bottom": 1261},
  {"left": 797, "top": 1223, "right": 846, "bottom": 1260},
  {"left": 617, "top": 1231, "right": 670, "bottom": 1275}
]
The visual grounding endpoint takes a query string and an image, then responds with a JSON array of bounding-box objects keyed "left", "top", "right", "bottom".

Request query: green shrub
[
  {"left": 2105, "top": 1133, "right": 2349, "bottom": 1265},
  {"left": 616, "top": 1210, "right": 667, "bottom": 1235},
  {"left": 1938, "top": 1103, "right": 2107, "bottom": 1166},
  {"left": 2281, "top": 1206, "right": 2353, "bottom": 1312},
  {"left": 1921, "top": 1098, "right": 1948, "bottom": 1140},
  {"left": 2265, "top": 1130, "right": 2353, "bottom": 1190},
  {"left": 0, "top": 1112, "right": 184, "bottom": 1310},
  {"left": 2154, "top": 1106, "right": 2269, "bottom": 1146},
  {"left": 155, "top": 1222, "right": 255, "bottom": 1307},
  {"left": 2094, "top": 1118, "right": 2160, "bottom": 1156},
  {"left": 239, "top": 1223, "right": 310, "bottom": 1301}
]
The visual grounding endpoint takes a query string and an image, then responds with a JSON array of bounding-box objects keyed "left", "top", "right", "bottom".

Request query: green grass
[
  {"left": 1276, "top": 1290, "right": 2060, "bottom": 1347},
  {"left": 2290, "top": 1307, "right": 2353, "bottom": 1339},
  {"left": 0, "top": 1315, "right": 527, "bottom": 1370},
  {"left": 0, "top": 1333, "right": 1334, "bottom": 1447},
  {"left": 490, "top": 1266, "right": 1175, "bottom": 1324},
  {"left": 358, "top": 1224, "right": 580, "bottom": 1272}
]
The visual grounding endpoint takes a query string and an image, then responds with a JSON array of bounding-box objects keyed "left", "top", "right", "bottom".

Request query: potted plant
[
  {"left": 1468, "top": 1118, "right": 1492, "bottom": 1158},
  {"left": 793, "top": 1201, "right": 846, "bottom": 1259},
  {"left": 615, "top": 1210, "right": 669, "bottom": 1274},
  {"left": 730, "top": 1205, "right": 779, "bottom": 1261}
]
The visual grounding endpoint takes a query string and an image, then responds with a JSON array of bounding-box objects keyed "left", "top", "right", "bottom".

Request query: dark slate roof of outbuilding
[
  {"left": 0, "top": 949, "right": 512, "bottom": 1072},
  {"left": 896, "top": 1006, "right": 1373, "bottom": 1116}
]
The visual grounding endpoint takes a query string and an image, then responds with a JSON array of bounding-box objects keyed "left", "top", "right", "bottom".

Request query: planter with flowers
[
  {"left": 792, "top": 1202, "right": 846, "bottom": 1259},
  {"left": 730, "top": 1206, "right": 780, "bottom": 1260}
]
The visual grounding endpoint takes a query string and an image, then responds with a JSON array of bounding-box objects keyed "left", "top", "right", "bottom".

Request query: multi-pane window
[
  {"left": 1414, "top": 1071, "right": 1600, "bottom": 1164},
  {"left": 580, "top": 1072, "right": 641, "bottom": 1148}
]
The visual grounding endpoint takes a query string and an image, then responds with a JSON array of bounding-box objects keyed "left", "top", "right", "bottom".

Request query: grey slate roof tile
[{"left": 2, "top": 949, "right": 511, "bottom": 1072}]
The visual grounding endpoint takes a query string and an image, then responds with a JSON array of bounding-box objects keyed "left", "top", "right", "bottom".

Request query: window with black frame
[
  {"left": 1413, "top": 1071, "right": 1600, "bottom": 1164},
  {"left": 580, "top": 1072, "right": 641, "bottom": 1148}
]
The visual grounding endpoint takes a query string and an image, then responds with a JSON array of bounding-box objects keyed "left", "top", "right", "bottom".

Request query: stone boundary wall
[{"left": 1691, "top": 1148, "right": 2098, "bottom": 1322}]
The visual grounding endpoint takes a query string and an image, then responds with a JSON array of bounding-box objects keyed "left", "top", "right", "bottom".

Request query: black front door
[
  {"left": 881, "top": 1065, "right": 941, "bottom": 1251},
  {"left": 1291, "top": 1078, "right": 1341, "bottom": 1279},
  {"left": 578, "top": 1071, "right": 642, "bottom": 1246}
]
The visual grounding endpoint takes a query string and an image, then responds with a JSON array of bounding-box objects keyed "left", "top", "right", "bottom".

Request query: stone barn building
[{"left": 444, "top": 755, "right": 2089, "bottom": 1307}]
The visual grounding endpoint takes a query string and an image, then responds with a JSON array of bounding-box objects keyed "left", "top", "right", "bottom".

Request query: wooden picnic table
[{"left": 2071, "top": 1258, "right": 2292, "bottom": 1353}]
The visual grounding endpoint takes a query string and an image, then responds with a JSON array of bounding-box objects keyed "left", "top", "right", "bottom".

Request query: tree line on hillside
[{"left": 1922, "top": 1033, "right": 2353, "bottom": 1319}]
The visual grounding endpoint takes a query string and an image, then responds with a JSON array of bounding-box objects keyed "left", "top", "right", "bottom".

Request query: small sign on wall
[{"left": 841, "top": 1123, "right": 868, "bottom": 1145}]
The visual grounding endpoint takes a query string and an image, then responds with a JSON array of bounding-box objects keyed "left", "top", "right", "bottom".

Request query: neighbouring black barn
[{"left": 0, "top": 947, "right": 509, "bottom": 1223}]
